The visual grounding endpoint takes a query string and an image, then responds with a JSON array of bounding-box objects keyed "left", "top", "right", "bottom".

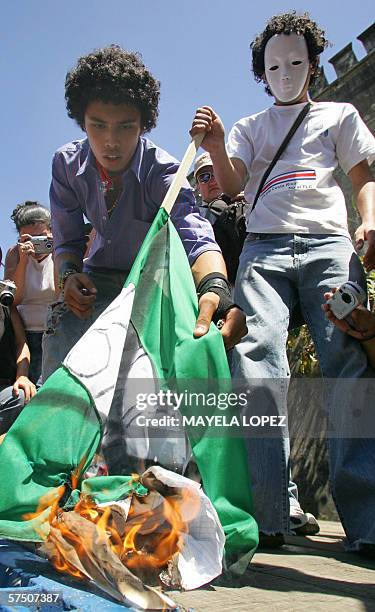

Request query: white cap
[{"left": 194, "top": 152, "right": 213, "bottom": 178}]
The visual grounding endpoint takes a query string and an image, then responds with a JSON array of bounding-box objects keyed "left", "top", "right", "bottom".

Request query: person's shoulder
[
  {"left": 142, "top": 136, "right": 179, "bottom": 165},
  {"left": 232, "top": 107, "right": 272, "bottom": 130},
  {"left": 312, "top": 100, "right": 358, "bottom": 118},
  {"left": 3, "top": 246, "right": 19, "bottom": 284},
  {"left": 140, "top": 136, "right": 181, "bottom": 178},
  {"left": 5, "top": 245, "right": 19, "bottom": 268},
  {"left": 6, "top": 244, "right": 18, "bottom": 257},
  {"left": 53, "top": 138, "right": 89, "bottom": 164}
]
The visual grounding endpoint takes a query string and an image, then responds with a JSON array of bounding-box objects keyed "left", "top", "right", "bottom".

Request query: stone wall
[
  {"left": 311, "top": 22, "right": 375, "bottom": 235},
  {"left": 291, "top": 23, "right": 375, "bottom": 520}
]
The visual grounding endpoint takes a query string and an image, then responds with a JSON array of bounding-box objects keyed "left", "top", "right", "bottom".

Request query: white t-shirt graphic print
[{"left": 227, "top": 101, "right": 375, "bottom": 235}]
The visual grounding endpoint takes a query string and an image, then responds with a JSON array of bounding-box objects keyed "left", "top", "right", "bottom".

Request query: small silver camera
[
  {"left": 31, "top": 235, "right": 53, "bottom": 255},
  {"left": 327, "top": 281, "right": 366, "bottom": 320},
  {"left": 0, "top": 279, "right": 17, "bottom": 306}
]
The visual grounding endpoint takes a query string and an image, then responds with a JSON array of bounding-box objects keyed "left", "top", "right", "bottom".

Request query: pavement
[{"left": 170, "top": 521, "right": 375, "bottom": 612}]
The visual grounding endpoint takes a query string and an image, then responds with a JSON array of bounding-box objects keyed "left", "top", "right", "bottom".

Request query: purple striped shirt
[{"left": 50, "top": 136, "right": 219, "bottom": 271}]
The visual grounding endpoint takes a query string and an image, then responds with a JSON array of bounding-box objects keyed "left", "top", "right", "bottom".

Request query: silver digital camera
[
  {"left": 327, "top": 281, "right": 366, "bottom": 320},
  {"left": 0, "top": 279, "right": 17, "bottom": 306},
  {"left": 31, "top": 235, "right": 53, "bottom": 255}
]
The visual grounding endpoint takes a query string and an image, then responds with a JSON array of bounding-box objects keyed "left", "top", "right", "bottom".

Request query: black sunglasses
[{"left": 197, "top": 171, "right": 214, "bottom": 184}]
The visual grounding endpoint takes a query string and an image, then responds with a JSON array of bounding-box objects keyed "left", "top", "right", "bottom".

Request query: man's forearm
[
  {"left": 356, "top": 181, "right": 375, "bottom": 224},
  {"left": 55, "top": 252, "right": 83, "bottom": 275},
  {"left": 191, "top": 251, "right": 227, "bottom": 285},
  {"left": 350, "top": 160, "right": 375, "bottom": 223}
]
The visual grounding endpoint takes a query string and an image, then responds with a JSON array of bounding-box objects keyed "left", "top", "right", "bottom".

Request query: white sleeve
[
  {"left": 336, "top": 104, "right": 375, "bottom": 175},
  {"left": 226, "top": 120, "right": 254, "bottom": 174}
]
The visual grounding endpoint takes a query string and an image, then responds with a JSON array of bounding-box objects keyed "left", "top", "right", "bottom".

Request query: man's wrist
[
  {"left": 58, "top": 262, "right": 81, "bottom": 291},
  {"left": 196, "top": 272, "right": 242, "bottom": 323}
]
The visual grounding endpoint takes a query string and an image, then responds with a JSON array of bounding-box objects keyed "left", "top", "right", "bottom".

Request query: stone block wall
[{"left": 292, "top": 23, "right": 375, "bottom": 520}]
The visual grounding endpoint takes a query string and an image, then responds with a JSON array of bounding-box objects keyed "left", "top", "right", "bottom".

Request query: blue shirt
[{"left": 50, "top": 136, "right": 220, "bottom": 271}]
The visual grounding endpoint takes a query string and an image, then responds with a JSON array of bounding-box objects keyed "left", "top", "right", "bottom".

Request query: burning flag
[
  {"left": 32, "top": 465, "right": 226, "bottom": 608},
  {"left": 0, "top": 139, "right": 258, "bottom": 582}
]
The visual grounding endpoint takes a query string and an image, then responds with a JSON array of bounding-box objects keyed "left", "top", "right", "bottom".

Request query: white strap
[{"left": 161, "top": 134, "right": 204, "bottom": 214}]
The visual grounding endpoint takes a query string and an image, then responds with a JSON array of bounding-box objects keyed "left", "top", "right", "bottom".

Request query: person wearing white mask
[{"left": 191, "top": 11, "right": 375, "bottom": 558}]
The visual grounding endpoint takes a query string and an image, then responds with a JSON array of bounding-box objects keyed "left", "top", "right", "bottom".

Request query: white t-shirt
[
  {"left": 17, "top": 255, "right": 55, "bottom": 331},
  {"left": 227, "top": 101, "right": 375, "bottom": 235}
]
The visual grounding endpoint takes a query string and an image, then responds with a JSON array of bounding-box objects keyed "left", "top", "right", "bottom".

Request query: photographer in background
[
  {"left": 194, "top": 152, "right": 248, "bottom": 285},
  {"left": 4, "top": 202, "right": 57, "bottom": 385},
  {"left": 0, "top": 247, "right": 36, "bottom": 437}
]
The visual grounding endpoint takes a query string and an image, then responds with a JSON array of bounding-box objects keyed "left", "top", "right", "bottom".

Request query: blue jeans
[
  {"left": 42, "top": 269, "right": 127, "bottom": 382},
  {"left": 233, "top": 233, "right": 375, "bottom": 549}
]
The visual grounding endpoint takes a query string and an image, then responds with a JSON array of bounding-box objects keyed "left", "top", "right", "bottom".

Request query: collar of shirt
[{"left": 75, "top": 137, "right": 144, "bottom": 183}]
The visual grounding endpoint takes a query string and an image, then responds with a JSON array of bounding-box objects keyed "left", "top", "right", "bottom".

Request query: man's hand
[
  {"left": 13, "top": 376, "right": 36, "bottom": 403},
  {"left": 323, "top": 289, "right": 375, "bottom": 341},
  {"left": 354, "top": 225, "right": 375, "bottom": 271},
  {"left": 219, "top": 307, "right": 248, "bottom": 350},
  {"left": 190, "top": 106, "right": 226, "bottom": 156},
  {"left": 194, "top": 292, "right": 247, "bottom": 350},
  {"left": 63, "top": 272, "right": 97, "bottom": 319}
]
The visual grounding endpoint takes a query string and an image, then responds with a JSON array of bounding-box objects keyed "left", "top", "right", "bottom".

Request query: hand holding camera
[
  {"left": 17, "top": 234, "right": 34, "bottom": 258},
  {"left": 18, "top": 234, "right": 54, "bottom": 258},
  {"left": 326, "top": 281, "right": 366, "bottom": 320},
  {"left": 323, "top": 282, "right": 375, "bottom": 342}
]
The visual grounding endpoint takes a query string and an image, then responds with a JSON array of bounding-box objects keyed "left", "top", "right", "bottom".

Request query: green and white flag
[{"left": 0, "top": 144, "right": 258, "bottom": 564}]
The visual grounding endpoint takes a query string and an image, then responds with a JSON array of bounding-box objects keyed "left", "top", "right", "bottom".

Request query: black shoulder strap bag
[{"left": 250, "top": 102, "right": 311, "bottom": 214}]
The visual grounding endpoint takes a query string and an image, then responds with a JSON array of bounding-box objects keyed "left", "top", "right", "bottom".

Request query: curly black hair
[
  {"left": 251, "top": 12, "right": 330, "bottom": 96},
  {"left": 11, "top": 201, "right": 51, "bottom": 232},
  {"left": 65, "top": 45, "right": 160, "bottom": 132}
]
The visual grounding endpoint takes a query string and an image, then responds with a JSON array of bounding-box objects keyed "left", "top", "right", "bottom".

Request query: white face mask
[{"left": 264, "top": 33, "right": 310, "bottom": 103}]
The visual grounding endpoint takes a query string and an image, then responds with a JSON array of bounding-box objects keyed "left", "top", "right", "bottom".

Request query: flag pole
[{"left": 161, "top": 134, "right": 204, "bottom": 215}]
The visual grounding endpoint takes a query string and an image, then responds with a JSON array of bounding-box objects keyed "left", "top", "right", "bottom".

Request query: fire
[
  {"left": 23, "top": 485, "right": 65, "bottom": 523},
  {"left": 24, "top": 465, "right": 201, "bottom": 590},
  {"left": 120, "top": 490, "right": 190, "bottom": 571},
  {"left": 46, "top": 522, "right": 88, "bottom": 579}
]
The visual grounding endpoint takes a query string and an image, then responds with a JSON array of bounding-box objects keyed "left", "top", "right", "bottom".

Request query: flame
[
  {"left": 24, "top": 464, "right": 201, "bottom": 586},
  {"left": 121, "top": 491, "right": 191, "bottom": 571},
  {"left": 23, "top": 485, "right": 65, "bottom": 524},
  {"left": 49, "top": 524, "right": 88, "bottom": 579}
]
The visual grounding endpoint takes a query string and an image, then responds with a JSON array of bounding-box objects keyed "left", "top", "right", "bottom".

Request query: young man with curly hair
[
  {"left": 191, "top": 12, "right": 375, "bottom": 556},
  {"left": 42, "top": 45, "right": 246, "bottom": 385}
]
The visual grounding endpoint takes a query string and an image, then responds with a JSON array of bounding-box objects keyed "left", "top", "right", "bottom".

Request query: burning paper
[{"left": 37, "top": 465, "right": 225, "bottom": 609}]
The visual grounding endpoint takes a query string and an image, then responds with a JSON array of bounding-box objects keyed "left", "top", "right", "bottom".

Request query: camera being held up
[
  {"left": 30, "top": 235, "right": 54, "bottom": 255},
  {"left": 0, "top": 279, "right": 17, "bottom": 306},
  {"left": 327, "top": 281, "right": 366, "bottom": 320}
]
